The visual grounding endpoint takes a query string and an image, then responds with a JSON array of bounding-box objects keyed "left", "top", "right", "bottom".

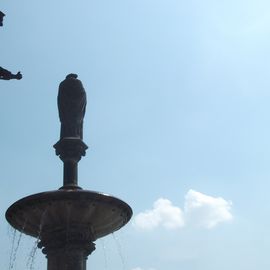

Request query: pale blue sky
[{"left": 1, "top": 1, "right": 270, "bottom": 269}]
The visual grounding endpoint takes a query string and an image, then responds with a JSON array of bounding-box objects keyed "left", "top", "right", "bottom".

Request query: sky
[{"left": 1, "top": 0, "right": 270, "bottom": 269}]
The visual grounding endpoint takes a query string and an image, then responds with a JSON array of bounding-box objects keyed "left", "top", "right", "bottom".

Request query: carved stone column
[{"left": 54, "top": 138, "right": 88, "bottom": 189}]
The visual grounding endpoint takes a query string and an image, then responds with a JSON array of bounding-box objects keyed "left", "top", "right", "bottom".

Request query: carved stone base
[{"left": 38, "top": 225, "right": 96, "bottom": 270}]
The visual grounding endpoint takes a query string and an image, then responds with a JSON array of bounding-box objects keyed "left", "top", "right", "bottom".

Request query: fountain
[{"left": 5, "top": 74, "right": 133, "bottom": 270}]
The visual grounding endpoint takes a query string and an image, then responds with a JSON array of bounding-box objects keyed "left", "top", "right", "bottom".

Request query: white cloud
[
  {"left": 131, "top": 268, "right": 156, "bottom": 270},
  {"left": 133, "top": 198, "right": 185, "bottom": 230},
  {"left": 184, "top": 189, "right": 233, "bottom": 229},
  {"left": 133, "top": 190, "right": 233, "bottom": 231}
]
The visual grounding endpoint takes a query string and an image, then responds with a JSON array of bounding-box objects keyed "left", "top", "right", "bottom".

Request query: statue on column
[
  {"left": 0, "top": 11, "right": 22, "bottom": 81},
  {"left": 57, "top": 74, "right": 87, "bottom": 140}
]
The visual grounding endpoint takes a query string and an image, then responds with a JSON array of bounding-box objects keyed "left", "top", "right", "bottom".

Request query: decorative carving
[
  {"left": 38, "top": 223, "right": 96, "bottom": 270},
  {"left": 38, "top": 223, "right": 95, "bottom": 253},
  {"left": 54, "top": 138, "right": 88, "bottom": 163}
]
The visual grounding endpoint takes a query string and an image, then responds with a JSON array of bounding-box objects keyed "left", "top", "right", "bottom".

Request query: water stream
[
  {"left": 9, "top": 220, "right": 27, "bottom": 270},
  {"left": 27, "top": 208, "right": 48, "bottom": 270},
  {"left": 112, "top": 233, "right": 127, "bottom": 270},
  {"left": 8, "top": 228, "right": 17, "bottom": 270},
  {"left": 26, "top": 241, "right": 39, "bottom": 270},
  {"left": 100, "top": 238, "right": 108, "bottom": 270}
]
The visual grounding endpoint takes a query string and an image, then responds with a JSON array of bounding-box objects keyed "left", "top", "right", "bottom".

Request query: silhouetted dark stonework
[
  {"left": 0, "top": 11, "right": 23, "bottom": 80},
  {"left": 6, "top": 75, "right": 132, "bottom": 270},
  {"left": 0, "top": 11, "right": 5, "bottom": 27},
  {"left": 0, "top": 67, "right": 22, "bottom": 80}
]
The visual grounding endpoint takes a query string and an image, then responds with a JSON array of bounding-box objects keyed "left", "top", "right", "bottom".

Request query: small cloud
[
  {"left": 131, "top": 268, "right": 156, "bottom": 270},
  {"left": 185, "top": 189, "right": 233, "bottom": 229},
  {"left": 133, "top": 190, "right": 233, "bottom": 231},
  {"left": 133, "top": 198, "right": 185, "bottom": 230}
]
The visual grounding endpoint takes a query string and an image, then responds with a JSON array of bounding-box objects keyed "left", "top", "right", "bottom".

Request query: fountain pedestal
[{"left": 39, "top": 223, "right": 96, "bottom": 270}]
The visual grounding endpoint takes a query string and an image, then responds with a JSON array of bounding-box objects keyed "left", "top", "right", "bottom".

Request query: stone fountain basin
[{"left": 6, "top": 189, "right": 132, "bottom": 241}]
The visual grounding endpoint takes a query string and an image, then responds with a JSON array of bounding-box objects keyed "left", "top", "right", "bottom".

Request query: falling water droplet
[
  {"left": 112, "top": 233, "right": 126, "bottom": 270},
  {"left": 8, "top": 228, "right": 17, "bottom": 270},
  {"left": 100, "top": 238, "right": 108, "bottom": 270},
  {"left": 7, "top": 225, "right": 15, "bottom": 238}
]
